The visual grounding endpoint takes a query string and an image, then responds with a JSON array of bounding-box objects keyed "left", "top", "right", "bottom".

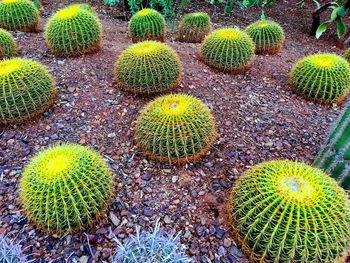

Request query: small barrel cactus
[
  {"left": 245, "top": 20, "right": 285, "bottom": 55},
  {"left": 115, "top": 41, "right": 182, "bottom": 95},
  {"left": 199, "top": 28, "right": 255, "bottom": 74},
  {"left": 128, "top": 8, "right": 166, "bottom": 43},
  {"left": 177, "top": 12, "right": 211, "bottom": 43},
  {"left": 136, "top": 94, "right": 216, "bottom": 164},
  {"left": 230, "top": 160, "right": 350, "bottom": 263},
  {"left": 290, "top": 53, "right": 350, "bottom": 104},
  {"left": 0, "top": 235, "right": 27, "bottom": 263},
  {"left": 19, "top": 144, "right": 115, "bottom": 234},
  {"left": 0, "top": 29, "right": 17, "bottom": 59},
  {"left": 0, "top": 58, "right": 56, "bottom": 125},
  {"left": 345, "top": 48, "right": 350, "bottom": 62},
  {"left": 0, "top": 0, "right": 39, "bottom": 32},
  {"left": 45, "top": 4, "right": 102, "bottom": 56}
]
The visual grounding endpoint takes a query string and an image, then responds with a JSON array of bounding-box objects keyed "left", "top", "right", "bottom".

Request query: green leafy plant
[
  {"left": 0, "top": 235, "right": 28, "bottom": 263},
  {"left": 177, "top": 12, "right": 211, "bottom": 43},
  {"left": 0, "top": 29, "right": 17, "bottom": 59},
  {"left": 0, "top": 58, "right": 56, "bottom": 125},
  {"left": 20, "top": 144, "right": 115, "bottom": 234},
  {"left": 115, "top": 41, "right": 182, "bottom": 94},
  {"left": 209, "top": 0, "right": 273, "bottom": 14},
  {"left": 229, "top": 160, "right": 350, "bottom": 263}
]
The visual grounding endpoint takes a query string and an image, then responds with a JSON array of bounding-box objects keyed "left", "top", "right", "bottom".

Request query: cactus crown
[
  {"left": 56, "top": 5, "right": 80, "bottom": 18},
  {"left": 0, "top": 29, "right": 17, "bottom": 59},
  {"left": 177, "top": 12, "right": 211, "bottom": 43}
]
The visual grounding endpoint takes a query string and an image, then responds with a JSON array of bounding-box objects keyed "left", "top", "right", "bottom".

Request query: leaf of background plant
[
  {"left": 316, "top": 22, "right": 330, "bottom": 38},
  {"left": 336, "top": 17, "right": 346, "bottom": 38}
]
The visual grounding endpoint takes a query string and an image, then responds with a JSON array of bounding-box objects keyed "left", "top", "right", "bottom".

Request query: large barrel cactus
[
  {"left": 230, "top": 160, "right": 350, "bottom": 263},
  {"left": 115, "top": 41, "right": 182, "bottom": 95},
  {"left": 290, "top": 53, "right": 350, "bottom": 104},
  {"left": 199, "top": 28, "right": 255, "bottom": 73},
  {"left": 0, "top": 58, "right": 56, "bottom": 125},
  {"left": 136, "top": 94, "right": 216, "bottom": 164},
  {"left": 20, "top": 144, "right": 115, "bottom": 234},
  {"left": 177, "top": 12, "right": 211, "bottom": 43},
  {"left": 0, "top": 29, "right": 17, "bottom": 59}
]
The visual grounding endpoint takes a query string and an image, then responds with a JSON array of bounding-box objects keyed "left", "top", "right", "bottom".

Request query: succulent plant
[
  {"left": 229, "top": 160, "right": 350, "bottom": 263},
  {"left": 290, "top": 53, "right": 350, "bottom": 104},
  {"left": 135, "top": 93, "right": 216, "bottom": 164},
  {"left": 45, "top": 4, "right": 102, "bottom": 56},
  {"left": 199, "top": 28, "right": 255, "bottom": 73},
  {"left": 0, "top": 0, "right": 39, "bottom": 32},
  {"left": 0, "top": 235, "right": 29, "bottom": 263},
  {"left": 245, "top": 20, "right": 285, "bottom": 55},
  {"left": 19, "top": 144, "right": 115, "bottom": 234},
  {"left": 345, "top": 48, "right": 350, "bottom": 62},
  {"left": 128, "top": 8, "right": 166, "bottom": 43},
  {"left": 31, "top": 0, "right": 40, "bottom": 9},
  {"left": 115, "top": 41, "right": 182, "bottom": 95},
  {"left": 0, "top": 29, "right": 17, "bottom": 59},
  {"left": 177, "top": 12, "right": 211, "bottom": 43},
  {"left": 0, "top": 58, "right": 56, "bottom": 125}
]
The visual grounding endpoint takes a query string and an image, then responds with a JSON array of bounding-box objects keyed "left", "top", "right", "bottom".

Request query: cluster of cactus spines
[
  {"left": 0, "top": 0, "right": 39, "bottom": 32},
  {"left": 0, "top": 58, "right": 56, "bottom": 125},
  {"left": 0, "top": 29, "right": 17, "bottom": 59},
  {"left": 290, "top": 53, "right": 350, "bottom": 104},
  {"left": 199, "top": 28, "right": 255, "bottom": 74},
  {"left": 345, "top": 48, "right": 350, "bottom": 62},
  {"left": 136, "top": 94, "right": 216, "bottom": 164},
  {"left": 31, "top": 0, "right": 40, "bottom": 9},
  {"left": 128, "top": 8, "right": 166, "bottom": 43},
  {"left": 115, "top": 41, "right": 182, "bottom": 94},
  {"left": 245, "top": 20, "right": 285, "bottom": 55},
  {"left": 0, "top": 235, "right": 28, "bottom": 263},
  {"left": 45, "top": 4, "right": 102, "bottom": 56},
  {"left": 19, "top": 144, "right": 115, "bottom": 234},
  {"left": 229, "top": 160, "right": 350, "bottom": 263},
  {"left": 177, "top": 12, "right": 211, "bottom": 43}
]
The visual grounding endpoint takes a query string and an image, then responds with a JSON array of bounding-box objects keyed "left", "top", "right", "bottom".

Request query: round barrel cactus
[
  {"left": 177, "top": 12, "right": 211, "bottom": 43},
  {"left": 128, "top": 8, "right": 165, "bottom": 43},
  {"left": 245, "top": 20, "right": 285, "bottom": 55},
  {"left": 345, "top": 48, "right": 350, "bottom": 62},
  {"left": 230, "top": 160, "right": 350, "bottom": 263},
  {"left": 20, "top": 144, "right": 115, "bottom": 234},
  {"left": 200, "top": 28, "right": 255, "bottom": 73},
  {"left": 0, "top": 0, "right": 39, "bottom": 32},
  {"left": 0, "top": 29, "right": 17, "bottom": 59},
  {"left": 45, "top": 4, "right": 102, "bottom": 56},
  {"left": 136, "top": 94, "right": 216, "bottom": 164},
  {"left": 0, "top": 58, "right": 56, "bottom": 125},
  {"left": 115, "top": 41, "right": 182, "bottom": 94},
  {"left": 290, "top": 53, "right": 350, "bottom": 104}
]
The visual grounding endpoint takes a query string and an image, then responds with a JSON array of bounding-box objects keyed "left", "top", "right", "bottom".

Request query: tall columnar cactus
[
  {"left": 45, "top": 4, "right": 102, "bottom": 56},
  {"left": 136, "top": 94, "right": 216, "bottom": 164},
  {"left": 0, "top": 29, "right": 17, "bottom": 59},
  {"left": 0, "top": 235, "right": 27, "bottom": 263},
  {"left": 115, "top": 41, "right": 182, "bottom": 94},
  {"left": 177, "top": 12, "right": 211, "bottom": 43},
  {"left": 199, "top": 28, "right": 255, "bottom": 74},
  {"left": 345, "top": 48, "right": 350, "bottom": 62},
  {"left": 245, "top": 20, "right": 285, "bottom": 55},
  {"left": 128, "top": 8, "right": 166, "bottom": 43},
  {"left": 20, "top": 144, "right": 115, "bottom": 234},
  {"left": 230, "top": 160, "right": 350, "bottom": 263},
  {"left": 290, "top": 53, "right": 350, "bottom": 104},
  {"left": 0, "top": 58, "right": 56, "bottom": 125},
  {"left": 0, "top": 0, "right": 39, "bottom": 32}
]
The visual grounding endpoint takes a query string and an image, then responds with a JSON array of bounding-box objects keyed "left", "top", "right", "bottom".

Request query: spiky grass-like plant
[
  {"left": 19, "top": 144, "right": 115, "bottom": 234},
  {"left": 128, "top": 8, "right": 165, "bottom": 43},
  {"left": 345, "top": 48, "right": 350, "bottom": 62},
  {"left": 0, "top": 58, "right": 56, "bottom": 125},
  {"left": 177, "top": 12, "right": 211, "bottom": 43},
  {"left": 245, "top": 20, "right": 285, "bottom": 55},
  {"left": 115, "top": 41, "right": 182, "bottom": 95},
  {"left": 45, "top": 4, "right": 102, "bottom": 56},
  {"left": 290, "top": 53, "right": 350, "bottom": 104},
  {"left": 0, "top": 235, "right": 28, "bottom": 263},
  {"left": 0, "top": 29, "right": 17, "bottom": 59},
  {"left": 136, "top": 94, "right": 216, "bottom": 164},
  {"left": 230, "top": 160, "right": 350, "bottom": 263},
  {"left": 0, "top": 0, "right": 39, "bottom": 32},
  {"left": 199, "top": 28, "right": 255, "bottom": 74}
]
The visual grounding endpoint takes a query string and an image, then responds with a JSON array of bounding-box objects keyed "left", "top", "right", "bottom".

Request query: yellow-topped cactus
[{"left": 177, "top": 12, "right": 211, "bottom": 43}]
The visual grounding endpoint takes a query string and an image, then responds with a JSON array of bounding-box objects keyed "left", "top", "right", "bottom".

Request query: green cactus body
[
  {"left": 177, "top": 12, "right": 211, "bottom": 43},
  {"left": 245, "top": 20, "right": 284, "bottom": 55},
  {"left": 136, "top": 94, "right": 216, "bottom": 164},
  {"left": 290, "top": 53, "right": 350, "bottom": 104},
  {"left": 0, "top": 58, "right": 56, "bottom": 125},
  {"left": 0, "top": 0, "right": 39, "bottom": 32},
  {"left": 230, "top": 160, "right": 350, "bottom": 263},
  {"left": 45, "top": 4, "right": 102, "bottom": 56},
  {"left": 115, "top": 41, "right": 182, "bottom": 94},
  {"left": 20, "top": 144, "right": 115, "bottom": 234},
  {"left": 128, "top": 9, "right": 165, "bottom": 43},
  {"left": 0, "top": 29, "right": 17, "bottom": 59},
  {"left": 345, "top": 48, "right": 350, "bottom": 62},
  {"left": 199, "top": 28, "right": 255, "bottom": 74},
  {"left": 31, "top": 0, "right": 40, "bottom": 9}
]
